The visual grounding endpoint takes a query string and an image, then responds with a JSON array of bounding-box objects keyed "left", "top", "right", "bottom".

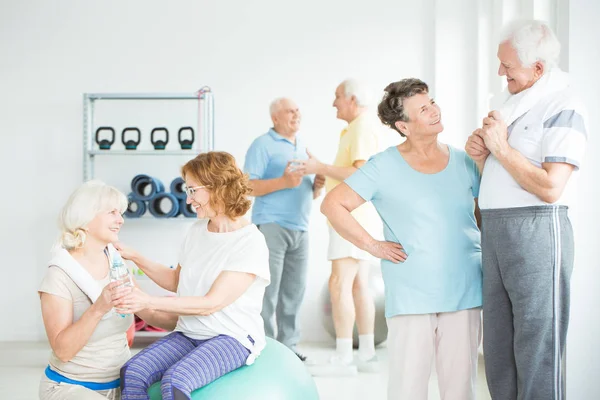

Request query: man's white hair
[
  {"left": 500, "top": 19, "right": 561, "bottom": 69},
  {"left": 269, "top": 97, "right": 287, "bottom": 116},
  {"left": 340, "top": 79, "right": 371, "bottom": 107}
]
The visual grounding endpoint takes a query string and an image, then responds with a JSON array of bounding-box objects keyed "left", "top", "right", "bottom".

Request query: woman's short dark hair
[{"left": 377, "top": 78, "right": 429, "bottom": 137}]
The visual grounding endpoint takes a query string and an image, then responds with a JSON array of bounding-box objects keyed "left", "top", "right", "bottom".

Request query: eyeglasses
[{"left": 183, "top": 185, "right": 206, "bottom": 197}]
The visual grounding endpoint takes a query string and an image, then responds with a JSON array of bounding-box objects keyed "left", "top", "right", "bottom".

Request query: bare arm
[
  {"left": 131, "top": 278, "right": 178, "bottom": 331},
  {"left": 321, "top": 183, "right": 371, "bottom": 249},
  {"left": 312, "top": 174, "right": 325, "bottom": 199},
  {"left": 303, "top": 158, "right": 366, "bottom": 182},
  {"left": 465, "top": 130, "right": 490, "bottom": 174},
  {"left": 318, "top": 163, "right": 361, "bottom": 182},
  {"left": 474, "top": 198, "right": 482, "bottom": 229},
  {"left": 40, "top": 282, "right": 128, "bottom": 363},
  {"left": 309, "top": 160, "right": 364, "bottom": 199},
  {"left": 129, "top": 256, "right": 180, "bottom": 293},
  {"left": 113, "top": 243, "right": 180, "bottom": 293},
  {"left": 495, "top": 148, "right": 574, "bottom": 203},
  {"left": 321, "top": 183, "right": 407, "bottom": 263},
  {"left": 249, "top": 178, "right": 290, "bottom": 197},
  {"left": 474, "top": 159, "right": 487, "bottom": 175},
  {"left": 119, "top": 271, "right": 256, "bottom": 317},
  {"left": 481, "top": 111, "right": 574, "bottom": 203},
  {"left": 248, "top": 162, "right": 305, "bottom": 197}
]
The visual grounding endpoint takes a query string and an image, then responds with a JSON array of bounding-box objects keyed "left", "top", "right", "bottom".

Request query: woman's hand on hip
[{"left": 366, "top": 240, "right": 407, "bottom": 263}]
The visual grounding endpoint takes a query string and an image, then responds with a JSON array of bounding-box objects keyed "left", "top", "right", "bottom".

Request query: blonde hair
[
  {"left": 181, "top": 152, "right": 252, "bottom": 219},
  {"left": 58, "top": 180, "right": 128, "bottom": 250}
]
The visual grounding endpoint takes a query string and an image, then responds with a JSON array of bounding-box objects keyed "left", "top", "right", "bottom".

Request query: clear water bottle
[
  {"left": 109, "top": 251, "right": 133, "bottom": 317},
  {"left": 290, "top": 146, "right": 302, "bottom": 172}
]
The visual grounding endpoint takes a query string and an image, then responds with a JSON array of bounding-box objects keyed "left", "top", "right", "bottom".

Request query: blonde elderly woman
[
  {"left": 39, "top": 181, "right": 176, "bottom": 400},
  {"left": 115, "top": 151, "right": 270, "bottom": 400}
]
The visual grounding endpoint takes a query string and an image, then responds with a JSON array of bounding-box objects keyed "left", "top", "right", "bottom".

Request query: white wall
[
  {"left": 2, "top": 9, "right": 597, "bottom": 396},
  {"left": 0, "top": 0, "right": 438, "bottom": 342},
  {"left": 566, "top": 0, "right": 600, "bottom": 396}
]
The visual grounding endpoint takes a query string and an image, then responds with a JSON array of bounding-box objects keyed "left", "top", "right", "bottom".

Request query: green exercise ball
[{"left": 147, "top": 337, "right": 319, "bottom": 400}]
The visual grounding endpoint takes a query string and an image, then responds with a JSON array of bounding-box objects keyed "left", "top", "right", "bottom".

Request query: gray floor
[{"left": 0, "top": 340, "right": 491, "bottom": 400}]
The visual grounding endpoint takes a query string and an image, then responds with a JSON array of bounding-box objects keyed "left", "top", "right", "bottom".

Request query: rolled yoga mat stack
[
  {"left": 148, "top": 192, "right": 180, "bottom": 218},
  {"left": 124, "top": 194, "right": 147, "bottom": 218},
  {"left": 169, "top": 177, "right": 187, "bottom": 200},
  {"left": 124, "top": 175, "right": 195, "bottom": 219},
  {"left": 169, "top": 177, "right": 196, "bottom": 218}
]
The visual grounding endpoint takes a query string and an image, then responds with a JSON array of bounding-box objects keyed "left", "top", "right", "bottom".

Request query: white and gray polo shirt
[{"left": 479, "top": 87, "right": 587, "bottom": 209}]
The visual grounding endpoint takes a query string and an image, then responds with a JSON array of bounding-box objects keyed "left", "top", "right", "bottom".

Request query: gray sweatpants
[
  {"left": 258, "top": 223, "right": 309, "bottom": 351},
  {"left": 481, "top": 206, "right": 574, "bottom": 400}
]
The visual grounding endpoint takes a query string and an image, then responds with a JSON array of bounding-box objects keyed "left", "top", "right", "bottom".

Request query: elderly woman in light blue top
[{"left": 321, "top": 78, "right": 482, "bottom": 400}]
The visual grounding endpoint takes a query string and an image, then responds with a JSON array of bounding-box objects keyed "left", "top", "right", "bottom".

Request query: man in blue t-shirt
[{"left": 244, "top": 97, "right": 325, "bottom": 361}]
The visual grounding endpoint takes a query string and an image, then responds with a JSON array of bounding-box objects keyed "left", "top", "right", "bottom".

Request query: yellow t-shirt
[{"left": 326, "top": 113, "right": 381, "bottom": 234}]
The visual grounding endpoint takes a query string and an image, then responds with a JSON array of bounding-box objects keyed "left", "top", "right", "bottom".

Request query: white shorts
[{"left": 327, "top": 225, "right": 373, "bottom": 261}]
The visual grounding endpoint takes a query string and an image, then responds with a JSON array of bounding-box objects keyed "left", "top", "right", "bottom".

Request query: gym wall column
[{"left": 432, "top": 0, "right": 479, "bottom": 146}]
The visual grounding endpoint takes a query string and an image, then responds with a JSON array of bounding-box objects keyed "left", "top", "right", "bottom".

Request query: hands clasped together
[
  {"left": 96, "top": 280, "right": 150, "bottom": 316},
  {"left": 465, "top": 110, "right": 509, "bottom": 162},
  {"left": 96, "top": 243, "right": 151, "bottom": 316}
]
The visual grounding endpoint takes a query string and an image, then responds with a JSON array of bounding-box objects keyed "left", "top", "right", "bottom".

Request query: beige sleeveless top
[{"left": 39, "top": 266, "right": 133, "bottom": 382}]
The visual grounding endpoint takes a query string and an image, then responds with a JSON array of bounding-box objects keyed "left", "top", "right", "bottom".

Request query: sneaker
[
  {"left": 355, "top": 354, "right": 380, "bottom": 373},
  {"left": 295, "top": 352, "right": 307, "bottom": 362},
  {"left": 307, "top": 356, "right": 358, "bottom": 377}
]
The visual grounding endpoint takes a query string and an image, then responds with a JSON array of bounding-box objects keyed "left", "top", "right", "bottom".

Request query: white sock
[
  {"left": 335, "top": 338, "right": 353, "bottom": 363},
  {"left": 358, "top": 334, "right": 376, "bottom": 360}
]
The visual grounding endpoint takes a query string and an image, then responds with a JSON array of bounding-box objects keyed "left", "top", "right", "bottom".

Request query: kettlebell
[
  {"left": 151, "top": 127, "right": 169, "bottom": 150},
  {"left": 95, "top": 127, "right": 115, "bottom": 150},
  {"left": 178, "top": 127, "right": 195, "bottom": 150},
  {"left": 121, "top": 127, "right": 141, "bottom": 150}
]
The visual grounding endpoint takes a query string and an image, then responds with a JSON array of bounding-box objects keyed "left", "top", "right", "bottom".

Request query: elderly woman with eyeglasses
[{"left": 114, "top": 152, "right": 271, "bottom": 400}]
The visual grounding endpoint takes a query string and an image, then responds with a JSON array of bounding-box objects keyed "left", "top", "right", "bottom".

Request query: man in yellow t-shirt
[{"left": 296, "top": 79, "right": 381, "bottom": 376}]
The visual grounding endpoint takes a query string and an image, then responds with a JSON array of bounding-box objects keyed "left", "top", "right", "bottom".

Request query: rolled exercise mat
[
  {"left": 179, "top": 199, "right": 196, "bottom": 218},
  {"left": 148, "top": 192, "right": 180, "bottom": 218},
  {"left": 169, "top": 177, "right": 187, "bottom": 200},
  {"left": 124, "top": 194, "right": 147, "bottom": 218},
  {"left": 131, "top": 174, "right": 165, "bottom": 201}
]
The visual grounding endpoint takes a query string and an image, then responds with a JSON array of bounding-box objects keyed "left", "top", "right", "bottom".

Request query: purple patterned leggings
[{"left": 120, "top": 332, "right": 250, "bottom": 400}]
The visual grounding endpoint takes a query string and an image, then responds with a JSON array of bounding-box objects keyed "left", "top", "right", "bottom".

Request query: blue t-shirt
[
  {"left": 345, "top": 145, "right": 482, "bottom": 316},
  {"left": 244, "top": 129, "right": 314, "bottom": 231}
]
